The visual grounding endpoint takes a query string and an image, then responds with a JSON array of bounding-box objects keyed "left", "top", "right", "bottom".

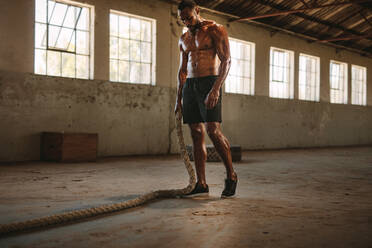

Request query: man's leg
[
  {"left": 189, "top": 123, "right": 207, "bottom": 187},
  {"left": 206, "top": 122, "right": 237, "bottom": 181}
]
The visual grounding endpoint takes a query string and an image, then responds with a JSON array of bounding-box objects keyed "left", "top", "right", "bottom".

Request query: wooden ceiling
[{"left": 192, "top": 0, "right": 372, "bottom": 57}]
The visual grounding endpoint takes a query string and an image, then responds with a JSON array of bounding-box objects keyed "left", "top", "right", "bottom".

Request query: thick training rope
[{"left": 0, "top": 111, "right": 196, "bottom": 236}]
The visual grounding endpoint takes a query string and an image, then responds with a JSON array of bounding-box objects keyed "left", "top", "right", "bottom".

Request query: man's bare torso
[{"left": 180, "top": 20, "right": 220, "bottom": 78}]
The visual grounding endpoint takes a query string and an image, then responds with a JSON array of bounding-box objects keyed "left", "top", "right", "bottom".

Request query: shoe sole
[
  {"left": 221, "top": 194, "right": 236, "bottom": 199},
  {"left": 182, "top": 192, "right": 209, "bottom": 198}
]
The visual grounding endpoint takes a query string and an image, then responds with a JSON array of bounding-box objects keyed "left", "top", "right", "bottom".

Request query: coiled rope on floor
[{"left": 0, "top": 111, "right": 196, "bottom": 235}]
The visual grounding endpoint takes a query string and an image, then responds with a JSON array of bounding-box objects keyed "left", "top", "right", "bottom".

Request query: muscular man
[{"left": 175, "top": 0, "right": 238, "bottom": 198}]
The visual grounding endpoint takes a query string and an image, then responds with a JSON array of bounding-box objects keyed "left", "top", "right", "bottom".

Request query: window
[
  {"left": 270, "top": 47, "right": 294, "bottom": 99},
  {"left": 351, "top": 65, "right": 367, "bottom": 106},
  {"left": 226, "top": 38, "right": 255, "bottom": 95},
  {"left": 109, "top": 10, "right": 156, "bottom": 85},
  {"left": 299, "top": 53, "right": 320, "bottom": 101},
  {"left": 330, "top": 60, "right": 348, "bottom": 104},
  {"left": 34, "top": 0, "right": 93, "bottom": 79}
]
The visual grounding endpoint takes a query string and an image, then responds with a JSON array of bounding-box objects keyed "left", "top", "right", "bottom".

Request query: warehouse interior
[{"left": 0, "top": 0, "right": 372, "bottom": 247}]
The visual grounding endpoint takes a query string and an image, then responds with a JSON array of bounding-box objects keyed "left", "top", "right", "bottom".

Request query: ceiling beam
[
  {"left": 298, "top": 3, "right": 351, "bottom": 32},
  {"left": 159, "top": 0, "right": 372, "bottom": 57},
  {"left": 318, "top": 35, "right": 372, "bottom": 42},
  {"left": 230, "top": 0, "right": 366, "bottom": 22},
  {"left": 329, "top": 7, "right": 372, "bottom": 39},
  {"left": 299, "top": 0, "right": 310, "bottom": 8},
  {"left": 273, "top": 1, "right": 316, "bottom": 27},
  {"left": 205, "top": 0, "right": 225, "bottom": 9},
  {"left": 362, "top": 45, "right": 372, "bottom": 53},
  {"left": 230, "top": 0, "right": 372, "bottom": 44},
  {"left": 314, "top": 6, "right": 360, "bottom": 36},
  {"left": 359, "top": 10, "right": 372, "bottom": 28}
]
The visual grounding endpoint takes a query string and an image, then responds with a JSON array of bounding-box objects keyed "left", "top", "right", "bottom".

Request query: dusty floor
[{"left": 0, "top": 146, "right": 371, "bottom": 248}]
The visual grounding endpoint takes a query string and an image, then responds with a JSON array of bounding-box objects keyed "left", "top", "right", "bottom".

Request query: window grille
[
  {"left": 351, "top": 65, "right": 367, "bottom": 106},
  {"left": 330, "top": 60, "right": 348, "bottom": 104},
  {"left": 269, "top": 47, "right": 294, "bottom": 99},
  {"left": 34, "top": 0, "right": 92, "bottom": 79},
  {"left": 299, "top": 53, "right": 320, "bottom": 101},
  {"left": 226, "top": 38, "right": 255, "bottom": 95},
  {"left": 109, "top": 10, "right": 156, "bottom": 85}
]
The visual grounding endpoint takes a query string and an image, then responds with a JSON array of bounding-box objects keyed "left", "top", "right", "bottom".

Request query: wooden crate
[
  {"left": 186, "top": 144, "right": 241, "bottom": 162},
  {"left": 41, "top": 132, "right": 98, "bottom": 162}
]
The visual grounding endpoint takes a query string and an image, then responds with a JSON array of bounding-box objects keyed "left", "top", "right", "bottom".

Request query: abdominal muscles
[{"left": 187, "top": 49, "right": 220, "bottom": 78}]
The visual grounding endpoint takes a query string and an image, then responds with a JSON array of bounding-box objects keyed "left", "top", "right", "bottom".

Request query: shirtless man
[{"left": 175, "top": 0, "right": 238, "bottom": 198}]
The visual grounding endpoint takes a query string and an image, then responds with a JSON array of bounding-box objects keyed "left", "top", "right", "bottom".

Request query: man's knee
[
  {"left": 190, "top": 123, "right": 204, "bottom": 140},
  {"left": 206, "top": 123, "right": 220, "bottom": 139}
]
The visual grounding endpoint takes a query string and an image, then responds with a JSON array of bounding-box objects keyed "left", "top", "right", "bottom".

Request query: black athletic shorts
[{"left": 182, "top": 75, "right": 222, "bottom": 124}]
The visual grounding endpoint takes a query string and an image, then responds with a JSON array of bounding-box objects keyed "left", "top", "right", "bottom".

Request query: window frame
[
  {"left": 298, "top": 53, "right": 320, "bottom": 102},
  {"left": 109, "top": 9, "right": 157, "bottom": 85},
  {"left": 225, "top": 37, "right": 256, "bottom": 96},
  {"left": 34, "top": 0, "right": 95, "bottom": 79},
  {"left": 351, "top": 64, "right": 367, "bottom": 106},
  {"left": 269, "top": 46, "right": 295, "bottom": 99},
  {"left": 329, "top": 60, "right": 348, "bottom": 104}
]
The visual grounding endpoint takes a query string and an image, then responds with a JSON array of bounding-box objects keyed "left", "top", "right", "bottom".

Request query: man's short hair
[{"left": 178, "top": 0, "right": 197, "bottom": 11}]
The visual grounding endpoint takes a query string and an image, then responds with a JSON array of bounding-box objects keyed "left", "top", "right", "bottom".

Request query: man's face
[{"left": 178, "top": 7, "right": 199, "bottom": 29}]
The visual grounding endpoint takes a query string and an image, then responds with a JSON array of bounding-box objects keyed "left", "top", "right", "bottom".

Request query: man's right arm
[{"left": 175, "top": 39, "right": 188, "bottom": 113}]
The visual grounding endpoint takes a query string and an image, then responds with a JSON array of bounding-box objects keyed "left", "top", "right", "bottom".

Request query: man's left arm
[{"left": 204, "top": 24, "right": 231, "bottom": 109}]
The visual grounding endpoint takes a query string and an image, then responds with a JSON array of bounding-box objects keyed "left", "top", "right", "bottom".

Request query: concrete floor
[{"left": 0, "top": 146, "right": 371, "bottom": 248}]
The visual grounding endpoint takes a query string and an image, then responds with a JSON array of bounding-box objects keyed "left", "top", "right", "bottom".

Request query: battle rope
[{"left": 0, "top": 111, "right": 196, "bottom": 235}]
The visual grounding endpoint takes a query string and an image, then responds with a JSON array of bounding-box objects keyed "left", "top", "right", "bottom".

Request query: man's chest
[{"left": 183, "top": 28, "right": 214, "bottom": 52}]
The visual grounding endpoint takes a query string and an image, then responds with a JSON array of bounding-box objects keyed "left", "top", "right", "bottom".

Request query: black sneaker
[
  {"left": 221, "top": 176, "right": 238, "bottom": 198},
  {"left": 183, "top": 183, "right": 209, "bottom": 198}
]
